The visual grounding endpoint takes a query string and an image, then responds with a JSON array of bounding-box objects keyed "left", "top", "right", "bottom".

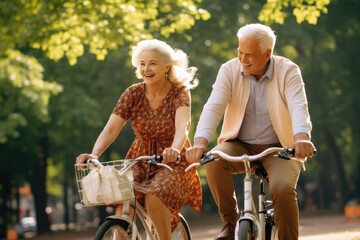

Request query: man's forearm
[
  {"left": 193, "top": 137, "right": 209, "bottom": 149},
  {"left": 294, "top": 132, "right": 310, "bottom": 141}
]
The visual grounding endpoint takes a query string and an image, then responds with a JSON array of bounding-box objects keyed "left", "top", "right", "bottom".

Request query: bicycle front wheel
[
  {"left": 95, "top": 219, "right": 131, "bottom": 240},
  {"left": 171, "top": 214, "right": 191, "bottom": 239},
  {"left": 237, "top": 220, "right": 255, "bottom": 240},
  {"left": 265, "top": 218, "right": 278, "bottom": 240}
]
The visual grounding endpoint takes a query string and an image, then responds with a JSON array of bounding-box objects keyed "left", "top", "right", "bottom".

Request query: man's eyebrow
[{"left": 140, "top": 59, "right": 158, "bottom": 63}]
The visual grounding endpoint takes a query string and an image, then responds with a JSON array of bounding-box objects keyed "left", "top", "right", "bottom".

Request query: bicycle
[
  {"left": 75, "top": 155, "right": 192, "bottom": 240},
  {"left": 186, "top": 147, "right": 308, "bottom": 240}
]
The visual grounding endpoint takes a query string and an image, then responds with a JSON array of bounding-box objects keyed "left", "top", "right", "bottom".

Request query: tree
[
  {"left": 259, "top": 0, "right": 330, "bottom": 25},
  {"left": 0, "top": 0, "right": 210, "bottom": 143}
]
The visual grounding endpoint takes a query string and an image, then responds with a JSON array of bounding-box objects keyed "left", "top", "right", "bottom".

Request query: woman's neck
[{"left": 145, "top": 81, "right": 172, "bottom": 99}]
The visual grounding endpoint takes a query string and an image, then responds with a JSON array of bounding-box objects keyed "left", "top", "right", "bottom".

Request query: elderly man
[{"left": 186, "top": 23, "right": 316, "bottom": 240}]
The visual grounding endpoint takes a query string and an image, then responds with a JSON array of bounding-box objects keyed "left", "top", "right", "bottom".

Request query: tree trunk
[
  {"left": 324, "top": 130, "right": 348, "bottom": 208},
  {"left": 30, "top": 138, "right": 51, "bottom": 234},
  {"left": 0, "top": 177, "right": 10, "bottom": 239},
  {"left": 64, "top": 167, "right": 70, "bottom": 229}
]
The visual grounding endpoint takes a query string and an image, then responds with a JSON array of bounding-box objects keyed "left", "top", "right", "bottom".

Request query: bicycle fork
[
  {"left": 258, "top": 178, "right": 266, "bottom": 240},
  {"left": 236, "top": 160, "right": 264, "bottom": 240}
]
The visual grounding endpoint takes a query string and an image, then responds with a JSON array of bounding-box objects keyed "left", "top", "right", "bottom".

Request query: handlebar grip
[
  {"left": 279, "top": 148, "right": 317, "bottom": 160},
  {"left": 149, "top": 155, "right": 181, "bottom": 165},
  {"left": 85, "top": 158, "right": 104, "bottom": 168}
]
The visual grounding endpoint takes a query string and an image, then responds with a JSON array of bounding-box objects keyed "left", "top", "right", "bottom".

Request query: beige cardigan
[{"left": 194, "top": 56, "right": 312, "bottom": 148}]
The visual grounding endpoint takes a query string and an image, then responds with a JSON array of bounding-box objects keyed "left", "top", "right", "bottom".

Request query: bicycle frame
[
  {"left": 186, "top": 147, "right": 306, "bottom": 240},
  {"left": 236, "top": 156, "right": 266, "bottom": 240},
  {"left": 105, "top": 199, "right": 157, "bottom": 240},
  {"left": 76, "top": 155, "right": 191, "bottom": 240}
]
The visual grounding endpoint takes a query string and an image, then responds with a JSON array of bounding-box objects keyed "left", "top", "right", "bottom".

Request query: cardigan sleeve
[
  {"left": 194, "top": 62, "right": 233, "bottom": 142},
  {"left": 285, "top": 64, "right": 312, "bottom": 137}
]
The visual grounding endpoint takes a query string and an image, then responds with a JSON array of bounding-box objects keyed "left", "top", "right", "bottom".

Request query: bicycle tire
[
  {"left": 95, "top": 214, "right": 191, "bottom": 240},
  {"left": 265, "top": 213, "right": 278, "bottom": 240},
  {"left": 171, "top": 214, "right": 191, "bottom": 239},
  {"left": 237, "top": 219, "right": 255, "bottom": 240},
  {"left": 94, "top": 218, "right": 131, "bottom": 240}
]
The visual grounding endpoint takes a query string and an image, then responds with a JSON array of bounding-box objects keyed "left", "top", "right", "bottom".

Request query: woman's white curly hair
[{"left": 131, "top": 39, "right": 199, "bottom": 89}]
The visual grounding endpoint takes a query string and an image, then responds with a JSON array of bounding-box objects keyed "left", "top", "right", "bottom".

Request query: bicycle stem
[{"left": 243, "top": 158, "right": 253, "bottom": 213}]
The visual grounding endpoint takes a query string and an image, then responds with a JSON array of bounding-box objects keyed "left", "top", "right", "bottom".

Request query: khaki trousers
[{"left": 205, "top": 140, "right": 302, "bottom": 240}]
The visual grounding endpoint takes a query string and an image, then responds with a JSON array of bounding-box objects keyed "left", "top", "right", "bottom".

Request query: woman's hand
[
  {"left": 162, "top": 147, "right": 180, "bottom": 164},
  {"left": 76, "top": 153, "right": 98, "bottom": 165}
]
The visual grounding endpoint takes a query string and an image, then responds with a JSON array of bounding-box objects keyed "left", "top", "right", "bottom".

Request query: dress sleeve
[
  {"left": 112, "top": 87, "right": 133, "bottom": 120},
  {"left": 174, "top": 86, "right": 190, "bottom": 109}
]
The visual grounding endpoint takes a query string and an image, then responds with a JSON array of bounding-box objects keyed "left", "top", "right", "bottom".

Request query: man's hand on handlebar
[
  {"left": 186, "top": 137, "right": 208, "bottom": 164},
  {"left": 293, "top": 133, "right": 316, "bottom": 159},
  {"left": 294, "top": 140, "right": 316, "bottom": 159},
  {"left": 186, "top": 146, "right": 207, "bottom": 164}
]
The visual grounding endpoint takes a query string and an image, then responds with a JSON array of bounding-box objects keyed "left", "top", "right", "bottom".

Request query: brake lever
[
  {"left": 199, "top": 152, "right": 216, "bottom": 165},
  {"left": 276, "top": 148, "right": 293, "bottom": 160},
  {"left": 149, "top": 155, "right": 181, "bottom": 165}
]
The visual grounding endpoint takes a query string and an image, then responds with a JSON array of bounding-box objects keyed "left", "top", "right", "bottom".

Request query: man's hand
[
  {"left": 294, "top": 133, "right": 316, "bottom": 159},
  {"left": 186, "top": 137, "right": 208, "bottom": 164}
]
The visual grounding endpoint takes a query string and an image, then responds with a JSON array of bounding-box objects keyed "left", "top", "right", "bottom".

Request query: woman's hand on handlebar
[
  {"left": 76, "top": 153, "right": 98, "bottom": 165},
  {"left": 161, "top": 147, "right": 180, "bottom": 164}
]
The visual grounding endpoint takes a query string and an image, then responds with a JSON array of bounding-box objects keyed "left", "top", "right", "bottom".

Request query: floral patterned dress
[{"left": 112, "top": 82, "right": 202, "bottom": 231}]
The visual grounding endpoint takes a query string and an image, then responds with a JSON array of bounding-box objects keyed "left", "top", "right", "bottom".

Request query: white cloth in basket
[{"left": 81, "top": 165, "right": 133, "bottom": 206}]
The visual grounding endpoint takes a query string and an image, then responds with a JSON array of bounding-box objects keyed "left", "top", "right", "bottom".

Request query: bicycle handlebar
[
  {"left": 185, "top": 147, "right": 315, "bottom": 171},
  {"left": 86, "top": 155, "right": 174, "bottom": 171}
]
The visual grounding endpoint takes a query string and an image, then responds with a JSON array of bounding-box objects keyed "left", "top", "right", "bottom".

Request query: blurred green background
[{"left": 1, "top": 0, "right": 359, "bottom": 238}]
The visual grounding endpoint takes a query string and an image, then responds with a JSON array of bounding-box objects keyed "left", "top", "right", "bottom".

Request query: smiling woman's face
[
  {"left": 237, "top": 36, "right": 271, "bottom": 80},
  {"left": 138, "top": 50, "right": 169, "bottom": 86}
]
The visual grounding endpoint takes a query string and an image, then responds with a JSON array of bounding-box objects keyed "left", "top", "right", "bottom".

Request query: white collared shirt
[{"left": 238, "top": 59, "right": 280, "bottom": 144}]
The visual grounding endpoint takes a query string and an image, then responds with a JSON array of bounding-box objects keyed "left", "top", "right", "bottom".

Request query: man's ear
[{"left": 265, "top": 49, "right": 272, "bottom": 59}]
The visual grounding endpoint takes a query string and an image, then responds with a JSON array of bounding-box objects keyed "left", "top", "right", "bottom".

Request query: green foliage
[
  {"left": 0, "top": 0, "right": 210, "bottom": 145},
  {"left": 0, "top": 0, "right": 210, "bottom": 65},
  {"left": 0, "top": 49, "right": 62, "bottom": 143},
  {"left": 259, "top": 0, "right": 330, "bottom": 24},
  {"left": 46, "top": 158, "right": 64, "bottom": 197}
]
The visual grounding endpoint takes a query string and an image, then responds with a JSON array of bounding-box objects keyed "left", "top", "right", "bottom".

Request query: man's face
[{"left": 237, "top": 36, "right": 271, "bottom": 80}]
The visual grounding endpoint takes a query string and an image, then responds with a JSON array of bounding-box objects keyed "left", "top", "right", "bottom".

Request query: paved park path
[{"left": 31, "top": 213, "right": 360, "bottom": 240}]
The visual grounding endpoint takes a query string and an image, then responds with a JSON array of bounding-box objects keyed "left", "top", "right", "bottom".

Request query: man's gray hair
[{"left": 237, "top": 23, "right": 277, "bottom": 53}]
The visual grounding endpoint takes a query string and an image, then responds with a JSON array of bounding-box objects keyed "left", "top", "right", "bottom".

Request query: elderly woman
[{"left": 76, "top": 39, "right": 202, "bottom": 240}]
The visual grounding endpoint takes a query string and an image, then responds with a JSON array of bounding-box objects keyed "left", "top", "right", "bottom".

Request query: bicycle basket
[{"left": 75, "top": 160, "right": 134, "bottom": 206}]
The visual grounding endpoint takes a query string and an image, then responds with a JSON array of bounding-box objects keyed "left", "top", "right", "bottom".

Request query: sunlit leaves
[
  {"left": 1, "top": 50, "right": 63, "bottom": 104},
  {"left": 1, "top": 0, "right": 210, "bottom": 65},
  {"left": 259, "top": 0, "right": 330, "bottom": 25},
  {"left": 0, "top": 113, "right": 26, "bottom": 143},
  {"left": 0, "top": 49, "right": 63, "bottom": 142}
]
